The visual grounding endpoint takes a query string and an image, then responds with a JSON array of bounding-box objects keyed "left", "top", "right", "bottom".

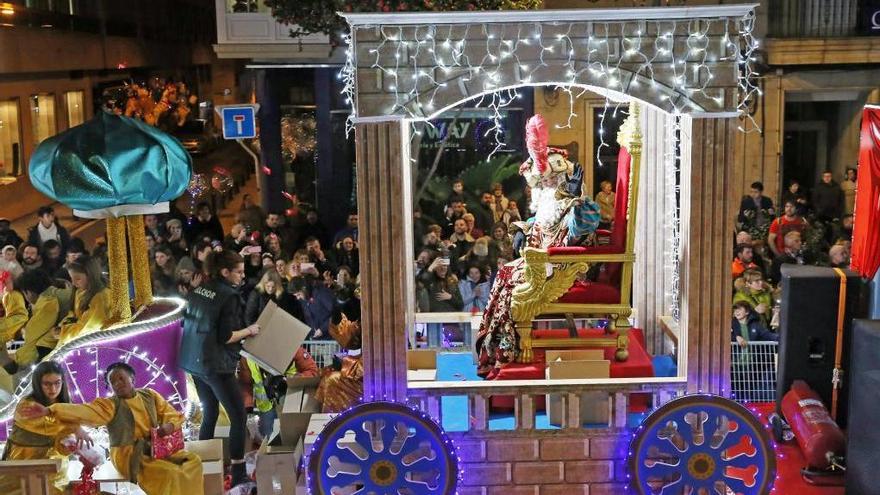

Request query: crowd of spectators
[
  {"left": 0, "top": 196, "right": 362, "bottom": 343},
  {"left": 730, "top": 169, "right": 856, "bottom": 347},
  {"left": 413, "top": 181, "right": 538, "bottom": 315}
]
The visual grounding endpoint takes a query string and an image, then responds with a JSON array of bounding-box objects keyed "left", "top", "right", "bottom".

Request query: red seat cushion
[
  {"left": 556, "top": 281, "right": 620, "bottom": 305},
  {"left": 547, "top": 245, "right": 623, "bottom": 256},
  {"left": 490, "top": 328, "right": 653, "bottom": 412}
]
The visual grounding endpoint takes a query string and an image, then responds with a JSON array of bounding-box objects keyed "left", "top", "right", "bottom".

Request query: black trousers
[{"left": 192, "top": 372, "right": 247, "bottom": 460}]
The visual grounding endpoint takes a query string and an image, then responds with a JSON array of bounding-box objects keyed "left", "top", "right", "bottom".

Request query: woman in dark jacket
[
  {"left": 245, "top": 270, "right": 304, "bottom": 325},
  {"left": 179, "top": 249, "right": 259, "bottom": 489}
]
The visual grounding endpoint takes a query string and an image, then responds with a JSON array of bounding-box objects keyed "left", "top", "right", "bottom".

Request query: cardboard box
[
  {"left": 545, "top": 350, "right": 611, "bottom": 426},
  {"left": 407, "top": 349, "right": 437, "bottom": 381},
  {"left": 255, "top": 436, "right": 303, "bottom": 495},
  {"left": 243, "top": 300, "right": 311, "bottom": 375},
  {"left": 186, "top": 439, "right": 224, "bottom": 495},
  {"left": 277, "top": 382, "right": 321, "bottom": 446}
]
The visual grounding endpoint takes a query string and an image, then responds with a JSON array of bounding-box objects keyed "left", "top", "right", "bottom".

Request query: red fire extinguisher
[{"left": 780, "top": 380, "right": 846, "bottom": 484}]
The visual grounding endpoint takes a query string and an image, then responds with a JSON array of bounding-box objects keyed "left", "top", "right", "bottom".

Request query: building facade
[{"left": 0, "top": 0, "right": 217, "bottom": 220}]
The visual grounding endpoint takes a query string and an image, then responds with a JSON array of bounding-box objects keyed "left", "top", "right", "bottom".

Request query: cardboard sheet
[{"left": 242, "top": 300, "right": 311, "bottom": 375}]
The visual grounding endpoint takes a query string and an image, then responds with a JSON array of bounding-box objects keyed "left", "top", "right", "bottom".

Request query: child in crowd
[{"left": 733, "top": 269, "right": 774, "bottom": 328}]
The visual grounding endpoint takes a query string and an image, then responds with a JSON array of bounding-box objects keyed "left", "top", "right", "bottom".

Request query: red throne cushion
[
  {"left": 489, "top": 328, "right": 653, "bottom": 412},
  {"left": 556, "top": 280, "right": 620, "bottom": 305}
]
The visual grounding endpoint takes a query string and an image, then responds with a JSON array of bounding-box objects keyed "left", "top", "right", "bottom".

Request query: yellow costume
[
  {"left": 0, "top": 290, "right": 28, "bottom": 344},
  {"left": 58, "top": 287, "right": 114, "bottom": 344},
  {"left": 15, "top": 286, "right": 73, "bottom": 367},
  {"left": 49, "top": 388, "right": 203, "bottom": 495},
  {"left": 0, "top": 398, "right": 77, "bottom": 494}
]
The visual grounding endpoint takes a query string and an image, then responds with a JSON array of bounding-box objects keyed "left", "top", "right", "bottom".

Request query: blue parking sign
[{"left": 218, "top": 105, "right": 259, "bottom": 139}]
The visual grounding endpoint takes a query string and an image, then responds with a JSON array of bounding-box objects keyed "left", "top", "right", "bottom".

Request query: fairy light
[
  {"left": 665, "top": 115, "right": 683, "bottom": 321},
  {"left": 0, "top": 298, "right": 187, "bottom": 424},
  {"left": 342, "top": 10, "right": 759, "bottom": 158}
]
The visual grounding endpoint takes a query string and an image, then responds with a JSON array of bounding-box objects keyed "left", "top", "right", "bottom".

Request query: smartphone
[
  {"left": 300, "top": 262, "right": 315, "bottom": 271},
  {"left": 244, "top": 245, "right": 262, "bottom": 255}
]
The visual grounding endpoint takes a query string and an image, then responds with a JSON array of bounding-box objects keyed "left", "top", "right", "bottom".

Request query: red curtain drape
[{"left": 851, "top": 106, "right": 880, "bottom": 279}]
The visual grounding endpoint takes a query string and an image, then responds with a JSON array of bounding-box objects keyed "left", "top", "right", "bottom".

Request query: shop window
[
  {"left": 226, "top": 0, "right": 269, "bottom": 13},
  {"left": 30, "top": 93, "right": 57, "bottom": 146},
  {"left": 64, "top": 90, "right": 85, "bottom": 127},
  {"left": 0, "top": 99, "right": 22, "bottom": 178}
]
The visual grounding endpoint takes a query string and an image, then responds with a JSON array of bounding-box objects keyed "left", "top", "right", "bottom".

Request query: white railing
[
  {"left": 214, "top": 0, "right": 330, "bottom": 45},
  {"left": 730, "top": 341, "right": 778, "bottom": 404},
  {"left": 301, "top": 339, "right": 341, "bottom": 369}
]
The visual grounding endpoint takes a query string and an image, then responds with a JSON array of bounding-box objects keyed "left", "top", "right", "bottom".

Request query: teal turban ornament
[
  {"left": 29, "top": 111, "right": 191, "bottom": 217},
  {"left": 29, "top": 111, "right": 192, "bottom": 323}
]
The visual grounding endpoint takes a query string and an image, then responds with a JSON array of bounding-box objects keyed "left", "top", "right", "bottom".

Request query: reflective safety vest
[{"left": 247, "top": 359, "right": 274, "bottom": 413}]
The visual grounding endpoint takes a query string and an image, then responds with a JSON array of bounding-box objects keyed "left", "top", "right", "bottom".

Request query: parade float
[
  {"left": 0, "top": 3, "right": 787, "bottom": 494},
  {"left": 305, "top": 3, "right": 779, "bottom": 495}
]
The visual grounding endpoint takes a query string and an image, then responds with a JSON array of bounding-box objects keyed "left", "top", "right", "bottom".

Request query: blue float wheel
[
  {"left": 307, "top": 401, "right": 458, "bottom": 495},
  {"left": 628, "top": 394, "right": 776, "bottom": 495}
]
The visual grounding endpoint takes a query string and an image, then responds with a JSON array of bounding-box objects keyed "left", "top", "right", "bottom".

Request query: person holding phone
[{"left": 178, "top": 249, "right": 258, "bottom": 489}]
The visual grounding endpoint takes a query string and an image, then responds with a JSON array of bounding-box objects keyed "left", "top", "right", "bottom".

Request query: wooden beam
[
  {"left": 355, "top": 121, "right": 412, "bottom": 402},
  {"left": 679, "top": 116, "right": 735, "bottom": 395}
]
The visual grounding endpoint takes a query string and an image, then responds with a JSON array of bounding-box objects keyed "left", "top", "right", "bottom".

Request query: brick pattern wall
[{"left": 453, "top": 433, "right": 631, "bottom": 494}]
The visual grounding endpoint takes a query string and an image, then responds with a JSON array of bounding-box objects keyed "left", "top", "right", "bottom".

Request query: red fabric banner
[{"left": 851, "top": 106, "right": 880, "bottom": 279}]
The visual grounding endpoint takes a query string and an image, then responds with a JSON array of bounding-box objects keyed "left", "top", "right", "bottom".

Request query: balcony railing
[
  {"left": 768, "top": 0, "right": 864, "bottom": 38},
  {"left": 214, "top": 0, "right": 328, "bottom": 45}
]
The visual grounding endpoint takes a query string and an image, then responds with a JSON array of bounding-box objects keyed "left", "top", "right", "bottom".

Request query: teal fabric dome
[{"left": 29, "top": 112, "right": 192, "bottom": 214}]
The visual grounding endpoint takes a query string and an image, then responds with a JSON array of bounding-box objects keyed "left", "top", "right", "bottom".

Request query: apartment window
[
  {"left": 227, "top": 0, "right": 269, "bottom": 13},
  {"left": 64, "top": 90, "right": 85, "bottom": 127},
  {"left": 30, "top": 93, "right": 57, "bottom": 146},
  {"left": 0, "top": 99, "right": 22, "bottom": 177}
]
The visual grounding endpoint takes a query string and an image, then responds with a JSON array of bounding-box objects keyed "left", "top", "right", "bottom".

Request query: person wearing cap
[
  {"left": 418, "top": 256, "right": 463, "bottom": 313},
  {"left": 0, "top": 218, "right": 23, "bottom": 249},
  {"left": 27, "top": 206, "right": 70, "bottom": 250},
  {"left": 0, "top": 245, "right": 23, "bottom": 279},
  {"left": 0, "top": 270, "right": 27, "bottom": 345}
]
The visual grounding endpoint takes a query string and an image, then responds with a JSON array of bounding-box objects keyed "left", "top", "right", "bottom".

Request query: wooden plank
[
  {"left": 470, "top": 395, "right": 488, "bottom": 431},
  {"left": 356, "top": 121, "right": 409, "bottom": 402},
  {"left": 563, "top": 392, "right": 581, "bottom": 429},
  {"left": 515, "top": 394, "right": 535, "bottom": 430},
  {"left": 681, "top": 117, "right": 735, "bottom": 395},
  {"left": 612, "top": 392, "right": 627, "bottom": 428}
]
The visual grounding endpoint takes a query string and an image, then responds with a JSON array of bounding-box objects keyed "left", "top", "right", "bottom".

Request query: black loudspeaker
[
  {"left": 776, "top": 265, "right": 866, "bottom": 428},
  {"left": 846, "top": 319, "right": 880, "bottom": 495}
]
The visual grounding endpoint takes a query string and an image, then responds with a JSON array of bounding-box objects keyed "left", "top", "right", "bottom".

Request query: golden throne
[{"left": 511, "top": 103, "right": 642, "bottom": 363}]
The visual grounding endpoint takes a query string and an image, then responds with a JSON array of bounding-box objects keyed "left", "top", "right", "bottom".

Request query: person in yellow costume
[
  {"left": 57, "top": 255, "right": 114, "bottom": 344},
  {"left": 0, "top": 270, "right": 28, "bottom": 345},
  {"left": 0, "top": 360, "right": 93, "bottom": 494},
  {"left": 1, "top": 270, "right": 73, "bottom": 375},
  {"left": 22, "top": 361, "right": 203, "bottom": 495}
]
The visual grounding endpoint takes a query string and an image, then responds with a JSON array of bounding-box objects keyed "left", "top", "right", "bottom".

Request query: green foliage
[
  {"left": 264, "top": 0, "right": 543, "bottom": 39},
  {"left": 418, "top": 154, "right": 523, "bottom": 223}
]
